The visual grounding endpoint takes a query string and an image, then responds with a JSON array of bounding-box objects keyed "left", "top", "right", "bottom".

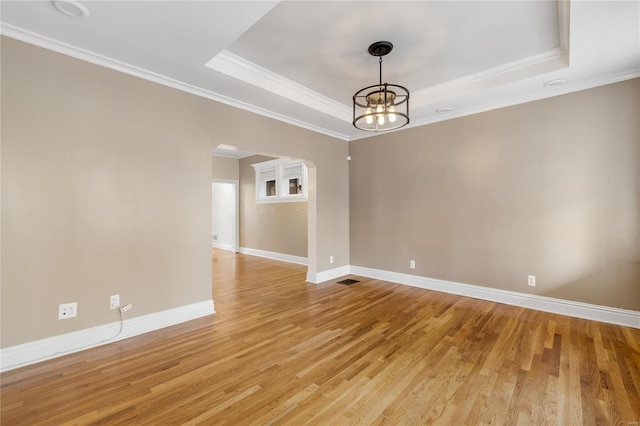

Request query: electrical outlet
[
  {"left": 58, "top": 302, "right": 77, "bottom": 319},
  {"left": 330, "top": 256, "right": 334, "bottom": 264},
  {"left": 110, "top": 294, "right": 120, "bottom": 309},
  {"left": 410, "top": 260, "right": 416, "bottom": 269},
  {"left": 528, "top": 275, "right": 536, "bottom": 287}
]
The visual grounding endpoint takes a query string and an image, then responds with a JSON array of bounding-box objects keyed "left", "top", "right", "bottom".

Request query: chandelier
[{"left": 353, "top": 41, "right": 409, "bottom": 132}]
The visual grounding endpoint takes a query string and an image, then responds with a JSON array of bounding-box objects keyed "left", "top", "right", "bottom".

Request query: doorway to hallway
[{"left": 211, "top": 180, "right": 238, "bottom": 253}]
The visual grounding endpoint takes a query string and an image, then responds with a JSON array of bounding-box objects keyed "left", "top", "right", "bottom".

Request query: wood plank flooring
[{"left": 2, "top": 249, "right": 639, "bottom": 425}]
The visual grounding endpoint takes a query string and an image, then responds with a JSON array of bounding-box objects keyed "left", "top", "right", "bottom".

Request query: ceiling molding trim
[
  {"left": 212, "top": 151, "right": 253, "bottom": 160},
  {"left": 0, "top": 23, "right": 351, "bottom": 142},
  {"left": 411, "top": 47, "right": 568, "bottom": 109},
  {"left": 348, "top": 68, "right": 640, "bottom": 142},
  {"left": 557, "top": 0, "right": 571, "bottom": 56},
  {"left": 409, "top": 0, "right": 571, "bottom": 111},
  {"left": 205, "top": 50, "right": 352, "bottom": 122}
]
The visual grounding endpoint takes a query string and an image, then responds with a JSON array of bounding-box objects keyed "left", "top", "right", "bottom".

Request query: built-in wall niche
[{"left": 252, "top": 158, "right": 308, "bottom": 203}]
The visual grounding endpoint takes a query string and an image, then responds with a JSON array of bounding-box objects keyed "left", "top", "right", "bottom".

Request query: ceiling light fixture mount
[{"left": 353, "top": 41, "right": 409, "bottom": 132}]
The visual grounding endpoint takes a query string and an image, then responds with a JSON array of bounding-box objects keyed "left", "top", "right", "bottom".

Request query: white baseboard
[
  {"left": 307, "top": 265, "right": 351, "bottom": 284},
  {"left": 212, "top": 241, "right": 235, "bottom": 252},
  {"left": 350, "top": 266, "right": 640, "bottom": 329},
  {"left": 239, "top": 247, "right": 307, "bottom": 265},
  {"left": 0, "top": 300, "right": 215, "bottom": 372}
]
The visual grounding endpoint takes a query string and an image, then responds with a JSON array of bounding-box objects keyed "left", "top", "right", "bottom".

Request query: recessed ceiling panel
[{"left": 225, "top": 1, "right": 561, "bottom": 105}]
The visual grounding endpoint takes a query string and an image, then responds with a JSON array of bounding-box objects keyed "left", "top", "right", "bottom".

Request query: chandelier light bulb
[
  {"left": 365, "top": 106, "right": 373, "bottom": 124},
  {"left": 376, "top": 102, "right": 385, "bottom": 125},
  {"left": 388, "top": 104, "right": 397, "bottom": 122}
]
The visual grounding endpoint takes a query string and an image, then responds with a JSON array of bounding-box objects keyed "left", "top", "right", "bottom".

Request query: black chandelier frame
[{"left": 352, "top": 41, "right": 410, "bottom": 132}]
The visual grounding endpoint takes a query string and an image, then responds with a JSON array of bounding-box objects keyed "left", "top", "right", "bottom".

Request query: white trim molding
[
  {"left": 3, "top": 22, "right": 638, "bottom": 144},
  {"left": 238, "top": 247, "right": 308, "bottom": 266},
  {"left": 0, "top": 300, "right": 215, "bottom": 372},
  {"left": 411, "top": 47, "right": 568, "bottom": 110},
  {"left": 212, "top": 242, "right": 235, "bottom": 252},
  {"left": 205, "top": 50, "right": 351, "bottom": 123},
  {"left": 0, "top": 23, "right": 352, "bottom": 142},
  {"left": 306, "top": 265, "right": 351, "bottom": 284},
  {"left": 350, "top": 266, "right": 640, "bottom": 329}
]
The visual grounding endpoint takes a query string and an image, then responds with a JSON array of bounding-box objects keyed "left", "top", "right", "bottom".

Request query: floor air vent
[{"left": 337, "top": 279, "right": 359, "bottom": 286}]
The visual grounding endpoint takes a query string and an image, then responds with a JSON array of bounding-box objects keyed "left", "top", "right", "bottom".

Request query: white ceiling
[{"left": 1, "top": 1, "right": 639, "bottom": 142}]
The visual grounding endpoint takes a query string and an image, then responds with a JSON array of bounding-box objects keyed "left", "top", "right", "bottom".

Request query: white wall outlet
[
  {"left": 410, "top": 260, "right": 416, "bottom": 269},
  {"left": 528, "top": 275, "right": 536, "bottom": 287},
  {"left": 329, "top": 256, "right": 334, "bottom": 264},
  {"left": 58, "top": 302, "right": 77, "bottom": 319},
  {"left": 110, "top": 294, "right": 120, "bottom": 309}
]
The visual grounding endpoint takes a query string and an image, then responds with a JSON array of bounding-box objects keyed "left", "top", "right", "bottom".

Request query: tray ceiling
[{"left": 1, "top": 1, "right": 639, "bottom": 141}]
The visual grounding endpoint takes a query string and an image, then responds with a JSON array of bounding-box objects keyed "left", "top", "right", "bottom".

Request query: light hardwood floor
[{"left": 2, "top": 249, "right": 639, "bottom": 425}]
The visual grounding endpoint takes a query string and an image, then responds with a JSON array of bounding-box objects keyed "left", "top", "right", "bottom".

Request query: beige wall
[
  {"left": 1, "top": 37, "right": 349, "bottom": 347},
  {"left": 239, "top": 155, "right": 308, "bottom": 257},
  {"left": 211, "top": 155, "right": 239, "bottom": 181},
  {"left": 3, "top": 34, "right": 636, "bottom": 351},
  {"left": 350, "top": 79, "right": 640, "bottom": 311}
]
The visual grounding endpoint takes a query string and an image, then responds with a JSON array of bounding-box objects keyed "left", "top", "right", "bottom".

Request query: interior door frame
[{"left": 211, "top": 179, "right": 239, "bottom": 253}]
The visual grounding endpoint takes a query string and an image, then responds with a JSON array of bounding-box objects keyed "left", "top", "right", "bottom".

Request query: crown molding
[
  {"left": 2, "top": 6, "right": 635, "bottom": 145},
  {"left": 557, "top": 0, "right": 570, "bottom": 53},
  {"left": 208, "top": 47, "right": 570, "bottom": 140},
  {"left": 206, "top": 50, "right": 352, "bottom": 122},
  {"left": 0, "top": 23, "right": 352, "bottom": 141},
  {"left": 409, "top": 68, "right": 640, "bottom": 129},
  {"left": 347, "top": 68, "right": 640, "bottom": 142},
  {"left": 411, "top": 47, "right": 568, "bottom": 110}
]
